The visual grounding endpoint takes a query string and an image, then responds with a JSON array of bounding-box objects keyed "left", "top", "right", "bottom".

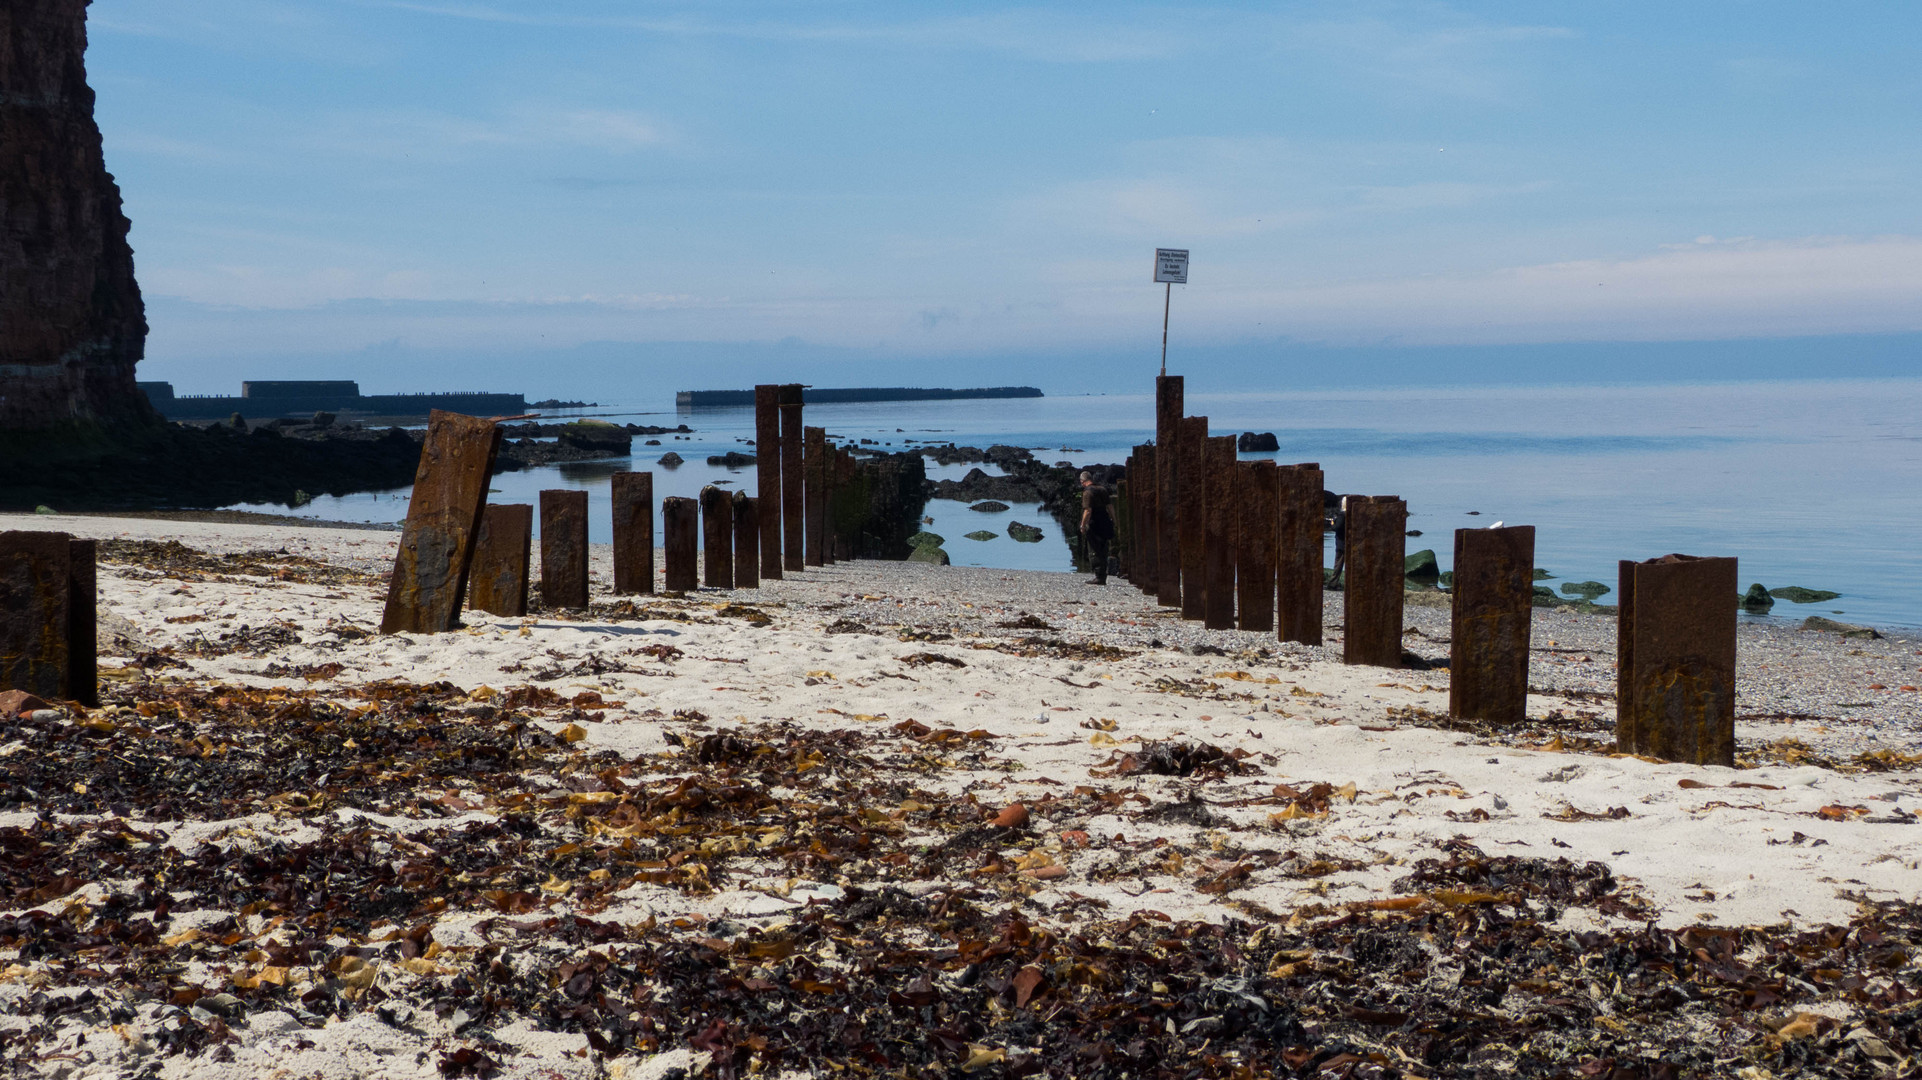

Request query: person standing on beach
[{"left": 1079, "top": 471, "right": 1114, "bottom": 585}]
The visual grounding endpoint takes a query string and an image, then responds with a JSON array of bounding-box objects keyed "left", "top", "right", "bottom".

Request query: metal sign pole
[
  {"left": 1160, "top": 282, "right": 1171, "bottom": 376},
  {"left": 1153, "top": 248, "right": 1188, "bottom": 376}
]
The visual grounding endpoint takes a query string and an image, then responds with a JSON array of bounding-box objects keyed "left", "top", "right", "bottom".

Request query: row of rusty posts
[
  {"left": 0, "top": 530, "right": 97, "bottom": 707},
  {"left": 1119, "top": 380, "right": 1736, "bottom": 766},
  {"left": 749, "top": 385, "right": 860, "bottom": 570},
  {"left": 379, "top": 411, "right": 780, "bottom": 635}
]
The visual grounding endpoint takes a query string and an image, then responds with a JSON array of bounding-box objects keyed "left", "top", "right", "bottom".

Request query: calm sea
[{"left": 230, "top": 378, "right": 1922, "bottom": 630}]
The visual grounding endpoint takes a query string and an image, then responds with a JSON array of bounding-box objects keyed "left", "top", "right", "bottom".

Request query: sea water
[{"left": 228, "top": 377, "right": 1922, "bottom": 629}]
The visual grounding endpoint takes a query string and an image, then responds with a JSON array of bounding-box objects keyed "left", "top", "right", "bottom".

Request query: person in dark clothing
[
  {"left": 1325, "top": 490, "right": 1347, "bottom": 587},
  {"left": 1079, "top": 471, "right": 1114, "bottom": 585}
]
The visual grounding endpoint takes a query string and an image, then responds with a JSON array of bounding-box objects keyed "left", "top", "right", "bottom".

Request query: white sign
[{"left": 1154, "top": 248, "right": 1189, "bottom": 284}]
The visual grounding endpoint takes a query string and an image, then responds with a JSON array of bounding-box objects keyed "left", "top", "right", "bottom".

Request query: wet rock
[
  {"left": 964, "top": 530, "right": 996, "bottom": 541},
  {"left": 1740, "top": 583, "right": 1774, "bottom": 611},
  {"left": 1804, "top": 616, "right": 1880, "bottom": 639},
  {"left": 1236, "top": 431, "right": 1279, "bottom": 452},
  {"left": 705, "top": 450, "right": 756, "bottom": 468},
  {"left": 556, "top": 419, "right": 631, "bottom": 455},
  {"left": 657, "top": 451, "right": 684, "bottom": 467},
  {"left": 1403, "top": 549, "right": 1439, "bottom": 585},
  {"left": 1562, "top": 580, "right": 1612, "bottom": 599},
  {"left": 968, "top": 500, "right": 1010, "bottom": 513},
  {"left": 906, "top": 544, "right": 949, "bottom": 565},
  {"left": 1007, "top": 521, "right": 1044, "bottom": 543},
  {"left": 932, "top": 468, "right": 1042, "bottom": 503},
  {"left": 1772, "top": 585, "right": 1842, "bottom": 604}
]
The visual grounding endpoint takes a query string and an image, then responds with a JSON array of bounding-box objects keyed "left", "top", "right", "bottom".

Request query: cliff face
[{"left": 0, "top": 0, "right": 151, "bottom": 429}]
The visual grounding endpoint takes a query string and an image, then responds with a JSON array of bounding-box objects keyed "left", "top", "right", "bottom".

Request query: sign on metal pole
[
  {"left": 1154, "top": 248, "right": 1189, "bottom": 284},
  {"left": 1154, "top": 248, "right": 1188, "bottom": 375}
]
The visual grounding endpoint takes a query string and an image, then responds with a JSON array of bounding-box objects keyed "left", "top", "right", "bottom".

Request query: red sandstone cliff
[{"left": 1, "top": 0, "right": 152, "bottom": 429}]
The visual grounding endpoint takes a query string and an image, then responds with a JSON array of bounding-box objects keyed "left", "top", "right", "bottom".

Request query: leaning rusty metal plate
[{"left": 380, "top": 411, "right": 501, "bottom": 634}]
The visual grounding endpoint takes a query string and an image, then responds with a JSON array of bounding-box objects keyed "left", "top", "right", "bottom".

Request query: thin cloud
[{"left": 370, "top": 1, "right": 1192, "bottom": 62}]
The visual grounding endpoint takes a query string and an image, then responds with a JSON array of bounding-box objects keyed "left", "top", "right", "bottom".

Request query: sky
[{"left": 89, "top": 1, "right": 1922, "bottom": 397}]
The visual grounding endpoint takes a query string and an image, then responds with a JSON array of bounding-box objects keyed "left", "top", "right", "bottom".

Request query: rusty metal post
[
  {"left": 539, "top": 489, "right": 590, "bottom": 610},
  {"left": 833, "top": 448, "right": 857, "bottom": 561},
  {"left": 65, "top": 538, "right": 96, "bottom": 707},
  {"left": 1342, "top": 495, "right": 1407, "bottom": 667},
  {"left": 1450, "top": 525, "right": 1535, "bottom": 724},
  {"left": 662, "top": 497, "right": 699, "bottom": 592},
  {"left": 1237, "top": 461, "right": 1277, "bottom": 633},
  {"left": 1275, "top": 463, "right": 1325, "bottom": 646},
  {"left": 1204, "top": 435, "right": 1237, "bottom": 630},
  {"left": 381, "top": 411, "right": 501, "bottom": 634},
  {"left": 610, "top": 471, "right": 654, "bottom": 595},
  {"left": 701, "top": 485, "right": 734, "bottom": 589},
  {"left": 734, "top": 493, "right": 760, "bottom": 588},
  {"left": 1135, "top": 445, "right": 1158, "bottom": 595},
  {"left": 0, "top": 531, "right": 71, "bottom": 700},
  {"left": 819, "top": 440, "right": 836, "bottom": 565},
  {"left": 468, "top": 504, "right": 532, "bottom": 617},
  {"left": 803, "top": 426, "right": 827, "bottom": 567},
  {"left": 1155, "top": 376, "right": 1183, "bottom": 606},
  {"left": 1178, "top": 415, "right": 1208, "bottom": 620},
  {"left": 1617, "top": 554, "right": 1738, "bottom": 765},
  {"left": 754, "top": 385, "right": 783, "bottom": 579},
  {"left": 779, "top": 385, "right": 805, "bottom": 572}
]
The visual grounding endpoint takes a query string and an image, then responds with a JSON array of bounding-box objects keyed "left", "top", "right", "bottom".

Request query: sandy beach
[{"left": 3, "top": 511, "right": 1919, "bottom": 1079}]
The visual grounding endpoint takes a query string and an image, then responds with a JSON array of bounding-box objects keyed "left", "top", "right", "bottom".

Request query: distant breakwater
[{"left": 677, "top": 386, "right": 1042, "bottom": 408}]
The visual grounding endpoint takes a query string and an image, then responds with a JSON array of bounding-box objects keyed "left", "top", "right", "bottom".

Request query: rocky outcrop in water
[{"left": 1, "top": 0, "right": 152, "bottom": 429}]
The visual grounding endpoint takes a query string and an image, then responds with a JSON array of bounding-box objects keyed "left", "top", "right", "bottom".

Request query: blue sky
[{"left": 91, "top": 1, "right": 1922, "bottom": 395}]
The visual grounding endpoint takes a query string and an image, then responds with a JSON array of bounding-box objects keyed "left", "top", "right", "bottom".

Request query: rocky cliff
[{"left": 1, "top": 0, "right": 152, "bottom": 429}]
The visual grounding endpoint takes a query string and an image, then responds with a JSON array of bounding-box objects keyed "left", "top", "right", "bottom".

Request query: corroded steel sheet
[
  {"left": 779, "top": 385, "right": 805, "bottom": 572},
  {"left": 1275, "top": 463, "right": 1324, "bottom": 646},
  {"left": 702, "top": 485, "right": 734, "bottom": 589},
  {"left": 1178, "top": 415, "right": 1208, "bottom": 620},
  {"left": 610, "top": 472, "right": 654, "bottom": 595},
  {"left": 1135, "top": 445, "right": 1158, "bottom": 595},
  {"left": 1155, "top": 376, "right": 1183, "bottom": 605},
  {"left": 804, "top": 426, "right": 827, "bottom": 567},
  {"left": 663, "top": 497, "right": 700, "bottom": 592},
  {"left": 1237, "top": 461, "right": 1277, "bottom": 633},
  {"left": 734, "top": 493, "right": 760, "bottom": 588},
  {"left": 754, "top": 385, "right": 783, "bottom": 578},
  {"left": 1617, "top": 554, "right": 1737, "bottom": 765},
  {"left": 1204, "top": 436, "right": 1237, "bottom": 630},
  {"left": 66, "top": 538, "right": 96, "bottom": 707},
  {"left": 1342, "top": 495, "right": 1407, "bottom": 667},
  {"left": 0, "top": 531, "right": 71, "bottom": 700},
  {"left": 1450, "top": 525, "right": 1535, "bottom": 724},
  {"left": 380, "top": 411, "right": 501, "bottom": 634},
  {"left": 468, "top": 504, "right": 532, "bottom": 617},
  {"left": 539, "top": 489, "right": 590, "bottom": 610}
]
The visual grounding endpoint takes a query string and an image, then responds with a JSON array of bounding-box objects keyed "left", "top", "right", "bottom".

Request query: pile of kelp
[{"left": 1, "top": 678, "right": 1917, "bottom": 1079}]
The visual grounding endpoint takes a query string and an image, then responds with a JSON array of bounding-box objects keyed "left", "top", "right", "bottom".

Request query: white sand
[{"left": 4, "top": 510, "right": 1919, "bottom": 1079}]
